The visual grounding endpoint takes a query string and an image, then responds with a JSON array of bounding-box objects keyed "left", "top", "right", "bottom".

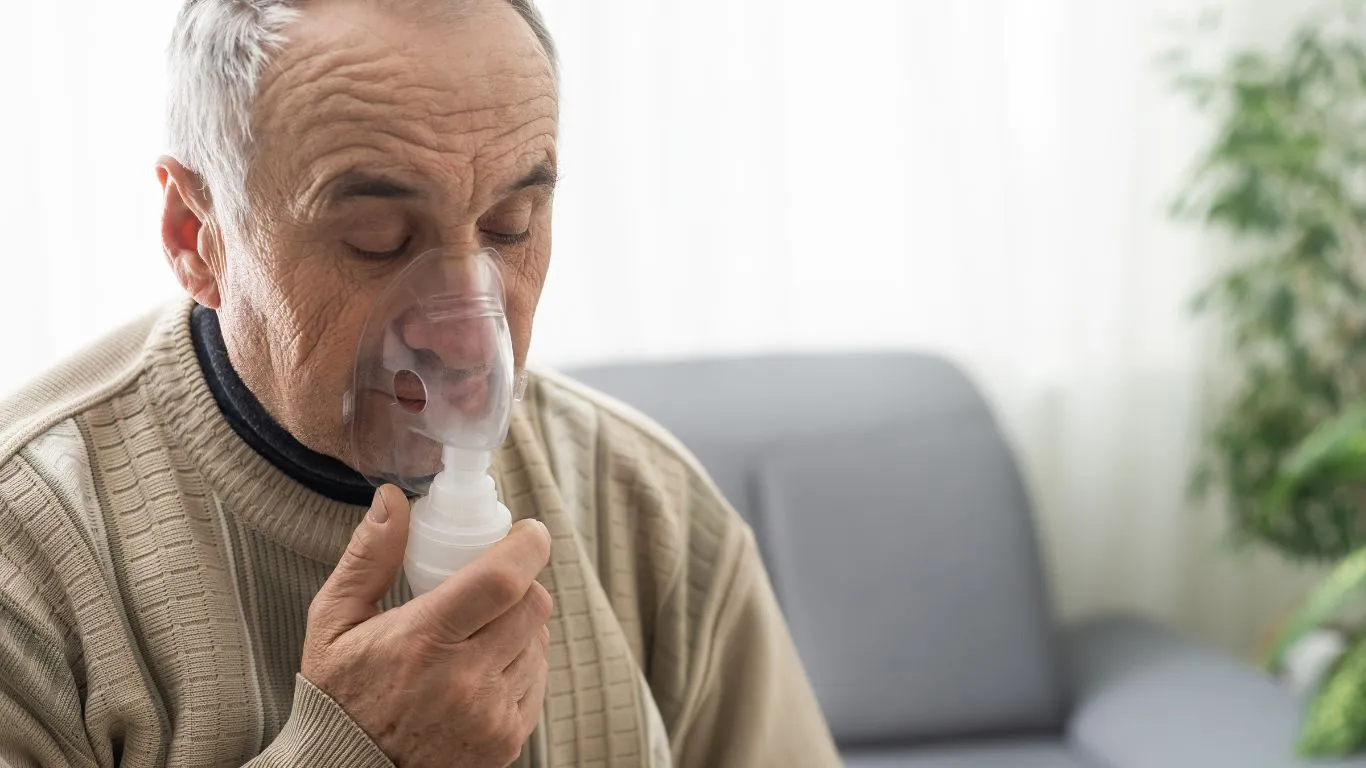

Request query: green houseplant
[
  {"left": 1174, "top": 0, "right": 1366, "bottom": 562},
  {"left": 1170, "top": 0, "right": 1366, "bottom": 756},
  {"left": 1267, "top": 407, "right": 1366, "bottom": 755}
]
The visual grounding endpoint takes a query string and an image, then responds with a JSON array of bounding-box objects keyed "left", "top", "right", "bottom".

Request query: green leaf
[
  {"left": 1282, "top": 404, "right": 1366, "bottom": 484},
  {"left": 1270, "top": 547, "right": 1366, "bottom": 669},
  {"left": 1169, "top": 3, "right": 1366, "bottom": 562},
  {"left": 1264, "top": 406, "right": 1366, "bottom": 519},
  {"left": 1299, "top": 634, "right": 1366, "bottom": 757}
]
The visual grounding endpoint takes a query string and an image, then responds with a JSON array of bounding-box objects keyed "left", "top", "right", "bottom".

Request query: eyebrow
[
  {"left": 330, "top": 172, "right": 423, "bottom": 202},
  {"left": 324, "top": 160, "right": 557, "bottom": 207},
  {"left": 503, "top": 160, "right": 558, "bottom": 195}
]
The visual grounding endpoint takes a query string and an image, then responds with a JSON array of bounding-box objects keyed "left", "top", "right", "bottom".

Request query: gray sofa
[{"left": 566, "top": 353, "right": 1364, "bottom": 767}]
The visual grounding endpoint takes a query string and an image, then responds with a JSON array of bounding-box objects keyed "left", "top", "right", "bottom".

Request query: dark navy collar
[{"left": 189, "top": 304, "right": 376, "bottom": 506}]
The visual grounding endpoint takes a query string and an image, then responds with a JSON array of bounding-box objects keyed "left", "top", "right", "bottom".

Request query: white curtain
[
  {"left": 0, "top": 0, "right": 1326, "bottom": 654},
  {"left": 0, "top": 1, "right": 182, "bottom": 402}
]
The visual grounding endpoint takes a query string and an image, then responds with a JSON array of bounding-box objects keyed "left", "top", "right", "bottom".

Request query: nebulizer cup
[{"left": 344, "top": 248, "right": 526, "bottom": 595}]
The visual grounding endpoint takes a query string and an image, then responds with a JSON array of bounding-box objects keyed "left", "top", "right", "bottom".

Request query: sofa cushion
[
  {"left": 564, "top": 354, "right": 986, "bottom": 537},
  {"left": 1064, "top": 616, "right": 1334, "bottom": 768},
  {"left": 753, "top": 423, "right": 1065, "bottom": 745}
]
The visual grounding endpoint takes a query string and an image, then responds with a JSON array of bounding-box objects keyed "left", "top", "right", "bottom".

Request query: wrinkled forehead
[{"left": 249, "top": 0, "right": 557, "bottom": 216}]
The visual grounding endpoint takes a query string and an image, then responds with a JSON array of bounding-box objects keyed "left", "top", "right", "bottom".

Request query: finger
[
  {"left": 404, "top": 518, "right": 551, "bottom": 643},
  {"left": 470, "top": 581, "right": 552, "bottom": 670},
  {"left": 508, "top": 628, "right": 549, "bottom": 699},
  {"left": 310, "top": 485, "right": 411, "bottom": 638},
  {"left": 517, "top": 639, "right": 550, "bottom": 730}
]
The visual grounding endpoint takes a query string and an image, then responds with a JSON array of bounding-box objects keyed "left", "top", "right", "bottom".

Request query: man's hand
[{"left": 301, "top": 484, "right": 553, "bottom": 768}]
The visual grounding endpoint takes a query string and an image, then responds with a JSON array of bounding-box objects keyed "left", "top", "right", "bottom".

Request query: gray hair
[{"left": 166, "top": 0, "right": 557, "bottom": 232}]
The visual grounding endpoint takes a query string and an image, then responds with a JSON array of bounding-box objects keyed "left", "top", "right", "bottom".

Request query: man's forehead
[
  {"left": 249, "top": 0, "right": 557, "bottom": 207},
  {"left": 258, "top": 0, "right": 553, "bottom": 125}
]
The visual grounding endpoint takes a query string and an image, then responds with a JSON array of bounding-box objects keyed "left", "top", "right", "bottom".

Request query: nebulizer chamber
[{"left": 346, "top": 248, "right": 523, "bottom": 596}]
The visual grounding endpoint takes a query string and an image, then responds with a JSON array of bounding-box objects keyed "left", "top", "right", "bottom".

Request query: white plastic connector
[{"left": 404, "top": 445, "right": 512, "bottom": 595}]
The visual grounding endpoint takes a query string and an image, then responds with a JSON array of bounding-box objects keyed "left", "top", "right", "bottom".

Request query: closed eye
[
  {"left": 481, "top": 229, "right": 532, "bottom": 246},
  {"left": 350, "top": 236, "right": 412, "bottom": 261}
]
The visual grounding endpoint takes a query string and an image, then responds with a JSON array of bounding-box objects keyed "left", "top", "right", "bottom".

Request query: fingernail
[
  {"left": 368, "top": 486, "right": 391, "bottom": 524},
  {"left": 534, "top": 519, "right": 550, "bottom": 542}
]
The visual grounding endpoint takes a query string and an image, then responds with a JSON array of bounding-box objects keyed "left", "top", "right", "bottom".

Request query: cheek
[
  {"left": 502, "top": 242, "right": 551, "bottom": 360},
  {"left": 237, "top": 238, "right": 367, "bottom": 376},
  {"left": 505, "top": 291, "right": 535, "bottom": 363}
]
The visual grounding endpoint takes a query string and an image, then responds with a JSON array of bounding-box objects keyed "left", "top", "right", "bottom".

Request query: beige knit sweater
[{"left": 0, "top": 301, "right": 839, "bottom": 768}]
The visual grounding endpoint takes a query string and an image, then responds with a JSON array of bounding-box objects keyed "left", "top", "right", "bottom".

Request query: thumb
[{"left": 313, "top": 484, "right": 411, "bottom": 636}]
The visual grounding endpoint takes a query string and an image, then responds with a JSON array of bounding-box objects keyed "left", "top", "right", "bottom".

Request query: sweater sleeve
[
  {"left": 244, "top": 676, "right": 394, "bottom": 768},
  {"left": 0, "top": 664, "right": 391, "bottom": 768},
  {"left": 0, "top": 545, "right": 101, "bottom": 768},
  {"left": 1, "top": 601, "right": 391, "bottom": 768},
  {"left": 0, "top": 485, "right": 389, "bottom": 768},
  {"left": 671, "top": 526, "right": 842, "bottom": 768}
]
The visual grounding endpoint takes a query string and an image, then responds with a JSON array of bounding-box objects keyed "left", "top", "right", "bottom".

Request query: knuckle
[
  {"left": 527, "top": 581, "right": 553, "bottom": 620},
  {"left": 483, "top": 564, "right": 526, "bottom": 606},
  {"left": 495, "top": 727, "right": 525, "bottom": 765},
  {"left": 342, "top": 529, "right": 380, "bottom": 567},
  {"left": 411, "top": 611, "right": 464, "bottom": 656},
  {"left": 449, "top": 665, "right": 486, "bottom": 698}
]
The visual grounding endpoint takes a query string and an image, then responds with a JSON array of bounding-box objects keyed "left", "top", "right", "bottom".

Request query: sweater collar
[
  {"left": 142, "top": 301, "right": 369, "bottom": 562},
  {"left": 188, "top": 303, "right": 375, "bottom": 507}
]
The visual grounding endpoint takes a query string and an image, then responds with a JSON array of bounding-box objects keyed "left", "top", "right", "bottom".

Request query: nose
[
  {"left": 394, "top": 249, "right": 505, "bottom": 371},
  {"left": 399, "top": 313, "right": 497, "bottom": 370}
]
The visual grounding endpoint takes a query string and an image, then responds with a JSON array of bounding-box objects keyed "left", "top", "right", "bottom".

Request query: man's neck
[{"left": 189, "top": 303, "right": 375, "bottom": 506}]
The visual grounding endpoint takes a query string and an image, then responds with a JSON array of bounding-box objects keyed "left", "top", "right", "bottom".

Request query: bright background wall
[{"left": 0, "top": 0, "right": 1328, "bottom": 653}]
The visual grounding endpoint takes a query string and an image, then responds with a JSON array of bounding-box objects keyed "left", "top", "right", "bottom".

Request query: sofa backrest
[{"left": 565, "top": 353, "right": 1065, "bottom": 746}]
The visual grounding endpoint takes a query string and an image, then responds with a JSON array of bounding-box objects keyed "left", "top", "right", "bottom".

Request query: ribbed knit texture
[{"left": 0, "top": 300, "right": 839, "bottom": 768}]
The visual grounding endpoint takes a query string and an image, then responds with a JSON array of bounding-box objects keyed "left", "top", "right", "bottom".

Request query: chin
[{"left": 285, "top": 408, "right": 348, "bottom": 464}]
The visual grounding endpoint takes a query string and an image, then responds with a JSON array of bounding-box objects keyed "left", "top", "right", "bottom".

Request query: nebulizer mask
[{"left": 344, "top": 248, "right": 525, "bottom": 595}]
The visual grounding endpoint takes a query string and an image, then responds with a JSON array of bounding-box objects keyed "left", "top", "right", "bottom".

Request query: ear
[{"left": 156, "top": 156, "right": 224, "bottom": 309}]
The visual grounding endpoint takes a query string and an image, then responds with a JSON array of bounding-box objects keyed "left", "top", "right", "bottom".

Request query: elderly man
[{"left": 0, "top": 1, "right": 839, "bottom": 767}]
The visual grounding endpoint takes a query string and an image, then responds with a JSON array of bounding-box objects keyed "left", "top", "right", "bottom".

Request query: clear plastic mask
[{"left": 344, "top": 248, "right": 523, "bottom": 494}]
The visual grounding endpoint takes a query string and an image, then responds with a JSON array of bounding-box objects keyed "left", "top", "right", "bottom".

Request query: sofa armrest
[{"left": 1064, "top": 616, "right": 1366, "bottom": 767}]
